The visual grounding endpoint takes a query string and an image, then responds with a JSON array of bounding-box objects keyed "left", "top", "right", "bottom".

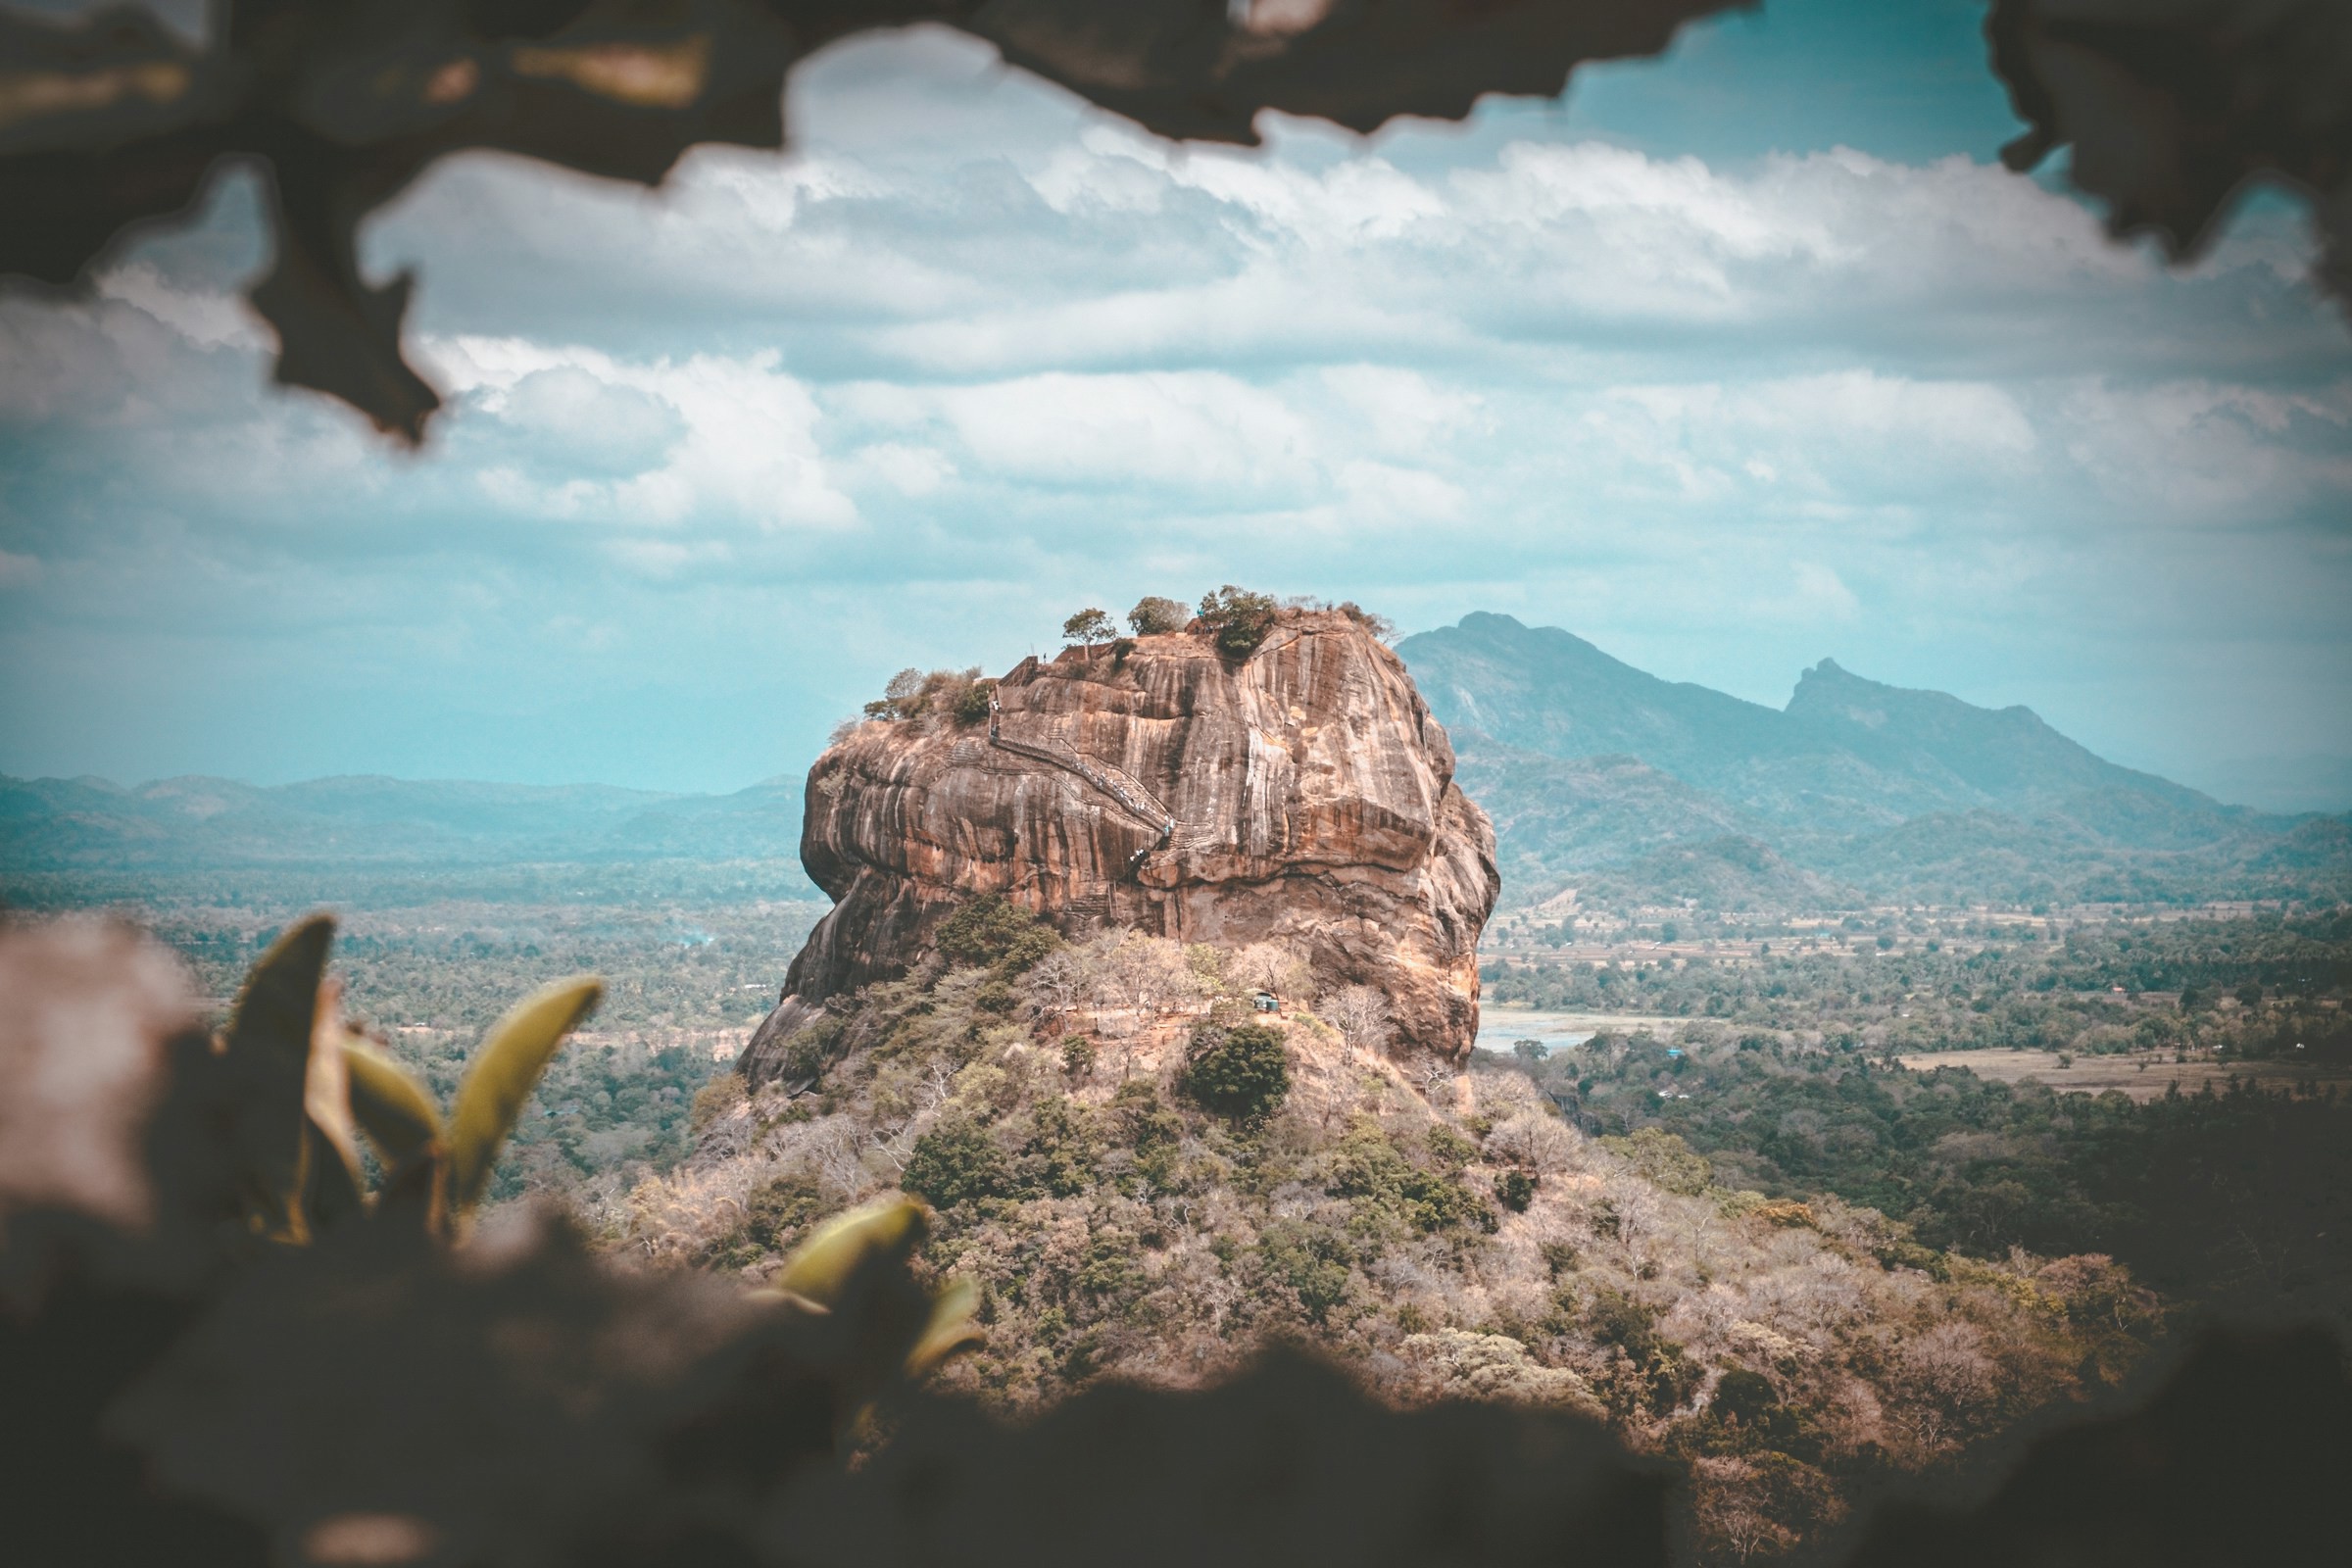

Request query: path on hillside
[{"left": 988, "top": 695, "right": 1222, "bottom": 871}]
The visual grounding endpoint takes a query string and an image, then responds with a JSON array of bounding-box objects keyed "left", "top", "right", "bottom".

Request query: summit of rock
[{"left": 741, "top": 609, "right": 1498, "bottom": 1083}]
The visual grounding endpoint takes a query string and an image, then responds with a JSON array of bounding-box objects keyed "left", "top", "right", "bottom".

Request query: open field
[
  {"left": 1898, "top": 1046, "right": 2352, "bottom": 1102},
  {"left": 1474, "top": 1004, "right": 1687, "bottom": 1054}
]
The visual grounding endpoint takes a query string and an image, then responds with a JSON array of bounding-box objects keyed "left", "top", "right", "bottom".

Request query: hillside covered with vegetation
[{"left": 618, "top": 900, "right": 2175, "bottom": 1563}]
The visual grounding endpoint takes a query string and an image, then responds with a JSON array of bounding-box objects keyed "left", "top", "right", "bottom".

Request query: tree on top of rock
[
  {"left": 1127, "top": 596, "right": 1189, "bottom": 636},
  {"left": 1196, "top": 586, "right": 1279, "bottom": 656},
  {"left": 1062, "top": 608, "right": 1116, "bottom": 651}
]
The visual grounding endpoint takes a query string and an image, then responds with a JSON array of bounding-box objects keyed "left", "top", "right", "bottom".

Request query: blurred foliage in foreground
[
  {"left": 3, "top": 911, "right": 2349, "bottom": 1567},
  {"left": 8, "top": 879, "right": 826, "bottom": 1212},
  {"left": 634, "top": 898, "right": 2345, "bottom": 1562}
]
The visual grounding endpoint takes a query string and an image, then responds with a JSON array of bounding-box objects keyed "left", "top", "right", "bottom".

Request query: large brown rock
[{"left": 742, "top": 611, "right": 1497, "bottom": 1083}]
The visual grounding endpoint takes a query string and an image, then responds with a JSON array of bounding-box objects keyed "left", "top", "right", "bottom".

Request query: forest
[{"left": 1485, "top": 907, "right": 2352, "bottom": 1062}]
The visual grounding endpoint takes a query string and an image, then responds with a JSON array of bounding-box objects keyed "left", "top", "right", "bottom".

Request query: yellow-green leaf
[
  {"left": 906, "top": 1276, "right": 983, "bottom": 1374},
  {"left": 772, "top": 1197, "right": 926, "bottom": 1307},
  {"left": 220, "top": 913, "right": 335, "bottom": 1238},
  {"left": 302, "top": 980, "right": 365, "bottom": 1219},
  {"left": 342, "top": 1038, "right": 445, "bottom": 1169},
  {"left": 446, "top": 976, "right": 601, "bottom": 1214}
]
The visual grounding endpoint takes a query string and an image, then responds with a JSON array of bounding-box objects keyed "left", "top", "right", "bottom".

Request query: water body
[
  {"left": 1473, "top": 1009, "right": 1594, "bottom": 1057},
  {"left": 1473, "top": 1007, "right": 1691, "bottom": 1057}
]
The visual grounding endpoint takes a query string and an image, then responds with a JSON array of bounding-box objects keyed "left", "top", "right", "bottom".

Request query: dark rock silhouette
[
  {"left": 6, "top": 915, "right": 2350, "bottom": 1568},
  {"left": 1842, "top": 1324, "right": 2352, "bottom": 1568}
]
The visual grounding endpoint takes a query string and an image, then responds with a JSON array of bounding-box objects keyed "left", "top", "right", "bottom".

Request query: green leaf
[
  {"left": 220, "top": 913, "right": 335, "bottom": 1238},
  {"left": 446, "top": 976, "right": 601, "bottom": 1214},
  {"left": 342, "top": 1037, "right": 445, "bottom": 1169},
  {"left": 906, "top": 1276, "right": 983, "bottom": 1374},
  {"left": 772, "top": 1197, "right": 926, "bottom": 1306}
]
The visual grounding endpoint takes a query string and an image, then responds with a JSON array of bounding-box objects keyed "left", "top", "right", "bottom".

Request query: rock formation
[{"left": 742, "top": 609, "right": 1497, "bottom": 1083}]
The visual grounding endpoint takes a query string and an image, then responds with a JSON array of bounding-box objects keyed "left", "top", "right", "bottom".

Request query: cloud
[
  {"left": 925, "top": 371, "right": 1318, "bottom": 495},
  {"left": 482, "top": 367, "right": 685, "bottom": 478},
  {"left": 0, "top": 24, "right": 2345, "bottom": 793},
  {"left": 421, "top": 338, "right": 859, "bottom": 538}
]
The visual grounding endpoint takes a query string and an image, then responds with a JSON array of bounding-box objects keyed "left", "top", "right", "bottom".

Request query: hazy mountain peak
[{"left": 1395, "top": 614, "right": 2297, "bottom": 908}]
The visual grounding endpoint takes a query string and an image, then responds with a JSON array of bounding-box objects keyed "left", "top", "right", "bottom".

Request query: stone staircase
[
  {"left": 1061, "top": 890, "right": 1114, "bottom": 923},
  {"left": 990, "top": 710, "right": 1174, "bottom": 831},
  {"left": 988, "top": 696, "right": 1229, "bottom": 872}
]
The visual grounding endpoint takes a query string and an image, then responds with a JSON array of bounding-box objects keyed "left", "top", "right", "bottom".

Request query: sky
[{"left": 3, "top": 0, "right": 2349, "bottom": 808}]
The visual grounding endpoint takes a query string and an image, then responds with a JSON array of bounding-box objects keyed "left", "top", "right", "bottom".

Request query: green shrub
[
  {"left": 1326, "top": 1121, "right": 1496, "bottom": 1236},
  {"left": 695, "top": 1168, "right": 837, "bottom": 1271},
  {"left": 1255, "top": 1218, "right": 1353, "bottom": 1323},
  {"left": 1061, "top": 608, "right": 1116, "bottom": 648},
  {"left": 1425, "top": 1123, "right": 1479, "bottom": 1171},
  {"left": 1195, "top": 585, "right": 1279, "bottom": 656},
  {"left": 1061, "top": 1035, "right": 1099, "bottom": 1077},
  {"left": 864, "top": 665, "right": 990, "bottom": 725},
  {"left": 937, "top": 895, "right": 1062, "bottom": 973},
  {"left": 1075, "top": 1228, "right": 1145, "bottom": 1298},
  {"left": 902, "top": 1114, "right": 1010, "bottom": 1209},
  {"left": 1181, "top": 1022, "right": 1292, "bottom": 1124},
  {"left": 1496, "top": 1168, "right": 1538, "bottom": 1212},
  {"left": 779, "top": 1018, "right": 841, "bottom": 1086},
  {"left": 1601, "top": 1127, "right": 1713, "bottom": 1196},
  {"left": 1109, "top": 1080, "right": 1188, "bottom": 1190},
  {"left": 688, "top": 1071, "right": 747, "bottom": 1132},
  {"left": 953, "top": 678, "right": 996, "bottom": 725},
  {"left": 1112, "top": 1079, "right": 1183, "bottom": 1149},
  {"left": 1127, "top": 595, "right": 1189, "bottom": 635},
  {"left": 1016, "top": 1096, "right": 1103, "bottom": 1198},
  {"left": 1583, "top": 1287, "right": 1662, "bottom": 1361}
]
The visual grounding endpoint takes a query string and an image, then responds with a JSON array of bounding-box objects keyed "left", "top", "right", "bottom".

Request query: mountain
[
  {"left": 11, "top": 613, "right": 2342, "bottom": 917},
  {"left": 1397, "top": 612, "right": 2347, "bottom": 909},
  {"left": 0, "top": 772, "right": 822, "bottom": 895}
]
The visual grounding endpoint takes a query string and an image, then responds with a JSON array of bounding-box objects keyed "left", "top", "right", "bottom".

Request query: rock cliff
[{"left": 742, "top": 610, "right": 1498, "bottom": 1082}]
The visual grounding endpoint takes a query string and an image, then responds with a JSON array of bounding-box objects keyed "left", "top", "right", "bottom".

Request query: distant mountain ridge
[
  {"left": 8, "top": 614, "right": 2343, "bottom": 915},
  {"left": 0, "top": 771, "right": 819, "bottom": 893},
  {"left": 1396, "top": 612, "right": 2345, "bottom": 909}
]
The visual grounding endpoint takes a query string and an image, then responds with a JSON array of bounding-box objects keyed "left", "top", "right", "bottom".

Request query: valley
[{"left": 8, "top": 607, "right": 2348, "bottom": 1566}]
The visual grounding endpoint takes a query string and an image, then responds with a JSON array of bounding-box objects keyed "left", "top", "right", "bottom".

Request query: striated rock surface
[{"left": 743, "top": 611, "right": 1497, "bottom": 1083}]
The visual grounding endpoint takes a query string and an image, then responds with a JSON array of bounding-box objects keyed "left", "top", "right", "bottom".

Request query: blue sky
[{"left": 2, "top": 0, "right": 2348, "bottom": 808}]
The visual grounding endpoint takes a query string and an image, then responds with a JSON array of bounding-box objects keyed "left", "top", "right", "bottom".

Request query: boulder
[{"left": 742, "top": 610, "right": 1497, "bottom": 1082}]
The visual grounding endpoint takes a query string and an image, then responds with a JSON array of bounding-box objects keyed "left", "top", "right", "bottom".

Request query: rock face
[{"left": 742, "top": 611, "right": 1498, "bottom": 1083}]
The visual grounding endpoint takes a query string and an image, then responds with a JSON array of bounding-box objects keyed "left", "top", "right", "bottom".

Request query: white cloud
[
  {"left": 1320, "top": 365, "right": 1483, "bottom": 454},
  {"left": 0, "top": 26, "right": 2345, "bottom": 790},
  {"left": 925, "top": 370, "right": 1321, "bottom": 495},
  {"left": 1788, "top": 561, "right": 1862, "bottom": 621},
  {"left": 95, "top": 263, "right": 264, "bottom": 352},
  {"left": 425, "top": 337, "right": 858, "bottom": 533},
  {"left": 2052, "top": 378, "right": 2352, "bottom": 524}
]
